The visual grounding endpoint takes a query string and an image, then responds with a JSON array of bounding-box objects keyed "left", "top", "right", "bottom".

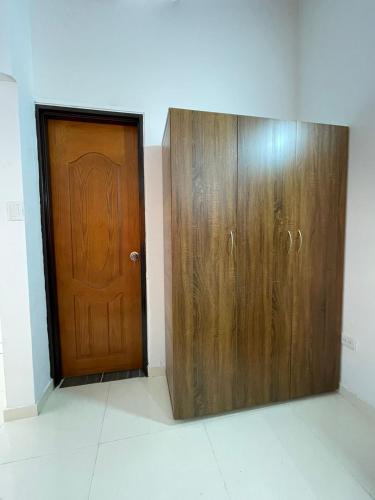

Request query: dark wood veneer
[
  {"left": 163, "top": 108, "right": 348, "bottom": 419},
  {"left": 291, "top": 122, "right": 349, "bottom": 397},
  {"left": 237, "top": 117, "right": 297, "bottom": 408}
]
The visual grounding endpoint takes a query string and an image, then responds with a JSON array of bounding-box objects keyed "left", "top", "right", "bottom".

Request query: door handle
[
  {"left": 287, "top": 230, "right": 293, "bottom": 254},
  {"left": 229, "top": 230, "right": 234, "bottom": 256},
  {"left": 129, "top": 251, "right": 140, "bottom": 262},
  {"left": 297, "top": 229, "right": 303, "bottom": 254}
]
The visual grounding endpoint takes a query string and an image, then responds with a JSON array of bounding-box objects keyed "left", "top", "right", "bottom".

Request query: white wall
[
  {"left": 0, "top": 1, "right": 12, "bottom": 75},
  {"left": 0, "top": 0, "right": 50, "bottom": 409},
  {"left": 3, "top": 0, "right": 374, "bottom": 409},
  {"left": 11, "top": 0, "right": 51, "bottom": 403},
  {"left": 0, "top": 77, "right": 36, "bottom": 409},
  {"left": 298, "top": 0, "right": 375, "bottom": 407},
  {"left": 31, "top": 0, "right": 299, "bottom": 368}
]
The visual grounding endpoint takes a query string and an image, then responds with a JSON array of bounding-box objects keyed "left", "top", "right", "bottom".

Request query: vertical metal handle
[
  {"left": 230, "top": 230, "right": 234, "bottom": 256},
  {"left": 297, "top": 229, "right": 303, "bottom": 254},
  {"left": 287, "top": 230, "right": 293, "bottom": 254}
]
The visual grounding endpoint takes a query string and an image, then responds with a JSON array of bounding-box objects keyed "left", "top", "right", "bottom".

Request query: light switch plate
[
  {"left": 6, "top": 201, "right": 24, "bottom": 221},
  {"left": 342, "top": 334, "right": 357, "bottom": 351}
]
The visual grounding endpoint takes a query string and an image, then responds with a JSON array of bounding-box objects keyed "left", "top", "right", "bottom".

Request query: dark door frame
[{"left": 35, "top": 104, "right": 148, "bottom": 385}]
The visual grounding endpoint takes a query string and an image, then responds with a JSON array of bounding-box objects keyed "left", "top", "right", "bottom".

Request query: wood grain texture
[
  {"left": 48, "top": 119, "right": 143, "bottom": 376},
  {"left": 291, "top": 122, "right": 349, "bottom": 398},
  {"left": 69, "top": 152, "right": 121, "bottom": 288},
  {"left": 162, "top": 113, "right": 174, "bottom": 408},
  {"left": 191, "top": 110, "right": 238, "bottom": 416},
  {"left": 237, "top": 117, "right": 297, "bottom": 407},
  {"left": 170, "top": 109, "right": 194, "bottom": 418},
  {"left": 168, "top": 109, "right": 238, "bottom": 418},
  {"left": 163, "top": 108, "right": 349, "bottom": 419}
]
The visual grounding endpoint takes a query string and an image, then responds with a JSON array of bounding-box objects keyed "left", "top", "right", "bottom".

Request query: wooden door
[
  {"left": 291, "top": 122, "right": 348, "bottom": 398},
  {"left": 169, "top": 109, "right": 238, "bottom": 418},
  {"left": 237, "top": 117, "right": 297, "bottom": 407},
  {"left": 48, "top": 119, "right": 143, "bottom": 377}
]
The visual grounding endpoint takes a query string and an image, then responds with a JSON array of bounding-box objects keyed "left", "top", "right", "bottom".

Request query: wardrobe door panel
[
  {"left": 291, "top": 123, "right": 348, "bottom": 398},
  {"left": 170, "top": 109, "right": 238, "bottom": 418},
  {"left": 237, "top": 117, "right": 297, "bottom": 407}
]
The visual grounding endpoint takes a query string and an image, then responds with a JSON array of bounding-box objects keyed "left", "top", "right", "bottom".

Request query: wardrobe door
[
  {"left": 237, "top": 117, "right": 297, "bottom": 407},
  {"left": 170, "top": 109, "right": 238, "bottom": 418},
  {"left": 291, "top": 123, "right": 348, "bottom": 398}
]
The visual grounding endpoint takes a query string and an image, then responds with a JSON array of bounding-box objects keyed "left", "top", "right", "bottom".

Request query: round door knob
[{"left": 129, "top": 251, "right": 140, "bottom": 262}]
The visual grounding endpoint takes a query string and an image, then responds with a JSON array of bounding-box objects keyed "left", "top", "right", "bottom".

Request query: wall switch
[
  {"left": 6, "top": 201, "right": 24, "bottom": 221},
  {"left": 342, "top": 334, "right": 357, "bottom": 351}
]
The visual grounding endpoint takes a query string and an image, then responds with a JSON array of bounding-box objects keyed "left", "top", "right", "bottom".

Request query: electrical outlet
[{"left": 342, "top": 334, "right": 357, "bottom": 351}]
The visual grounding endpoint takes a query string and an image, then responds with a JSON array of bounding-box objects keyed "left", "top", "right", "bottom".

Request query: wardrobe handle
[
  {"left": 287, "top": 230, "right": 293, "bottom": 254},
  {"left": 297, "top": 229, "right": 303, "bottom": 254},
  {"left": 230, "top": 230, "right": 234, "bottom": 256}
]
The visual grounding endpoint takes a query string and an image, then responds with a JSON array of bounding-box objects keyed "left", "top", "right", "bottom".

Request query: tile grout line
[
  {"left": 286, "top": 402, "right": 375, "bottom": 500},
  {"left": 203, "top": 423, "right": 231, "bottom": 500},
  {"left": 87, "top": 381, "right": 111, "bottom": 500},
  {"left": 97, "top": 419, "right": 200, "bottom": 447},
  {"left": 335, "top": 393, "right": 375, "bottom": 499},
  {"left": 0, "top": 443, "right": 98, "bottom": 467},
  {"left": 290, "top": 405, "right": 375, "bottom": 499},
  {"left": 256, "top": 404, "right": 325, "bottom": 498}
]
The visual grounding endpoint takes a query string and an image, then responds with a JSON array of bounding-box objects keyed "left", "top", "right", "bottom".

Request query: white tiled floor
[{"left": 0, "top": 376, "right": 374, "bottom": 500}]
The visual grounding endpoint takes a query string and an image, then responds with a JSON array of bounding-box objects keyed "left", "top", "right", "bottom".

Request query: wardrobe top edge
[
  {"left": 162, "top": 110, "right": 170, "bottom": 146},
  {"left": 168, "top": 107, "right": 237, "bottom": 119},
  {"left": 166, "top": 107, "right": 349, "bottom": 130}
]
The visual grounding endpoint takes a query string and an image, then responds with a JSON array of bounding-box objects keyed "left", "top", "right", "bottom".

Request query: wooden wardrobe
[{"left": 162, "top": 108, "right": 348, "bottom": 419}]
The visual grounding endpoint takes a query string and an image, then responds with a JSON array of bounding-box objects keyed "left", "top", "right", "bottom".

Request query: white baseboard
[
  {"left": 3, "top": 378, "right": 54, "bottom": 422},
  {"left": 148, "top": 366, "right": 166, "bottom": 377},
  {"left": 37, "top": 379, "right": 54, "bottom": 413},
  {"left": 339, "top": 385, "right": 375, "bottom": 417},
  {"left": 3, "top": 404, "right": 38, "bottom": 421}
]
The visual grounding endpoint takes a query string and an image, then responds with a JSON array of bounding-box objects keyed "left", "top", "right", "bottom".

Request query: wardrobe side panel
[
  {"left": 170, "top": 109, "right": 195, "bottom": 418},
  {"left": 291, "top": 123, "right": 349, "bottom": 397},
  {"left": 162, "top": 112, "right": 174, "bottom": 406}
]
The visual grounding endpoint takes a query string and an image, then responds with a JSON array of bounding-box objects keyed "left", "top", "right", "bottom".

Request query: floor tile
[
  {"left": 90, "top": 425, "right": 229, "bottom": 500},
  {"left": 263, "top": 403, "right": 371, "bottom": 499},
  {"left": 0, "top": 382, "right": 108, "bottom": 463},
  {"left": 290, "top": 393, "right": 375, "bottom": 497},
  {"left": 0, "top": 375, "right": 374, "bottom": 500},
  {"left": 0, "top": 446, "right": 97, "bottom": 500},
  {"left": 100, "top": 376, "right": 179, "bottom": 442},
  {"left": 205, "top": 406, "right": 316, "bottom": 500}
]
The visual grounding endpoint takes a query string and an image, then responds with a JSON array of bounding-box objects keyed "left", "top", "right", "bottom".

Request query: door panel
[
  {"left": 171, "top": 109, "right": 238, "bottom": 417},
  {"left": 291, "top": 123, "right": 348, "bottom": 397},
  {"left": 237, "top": 117, "right": 297, "bottom": 407},
  {"left": 69, "top": 152, "right": 121, "bottom": 288},
  {"left": 48, "top": 119, "right": 142, "bottom": 376}
]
